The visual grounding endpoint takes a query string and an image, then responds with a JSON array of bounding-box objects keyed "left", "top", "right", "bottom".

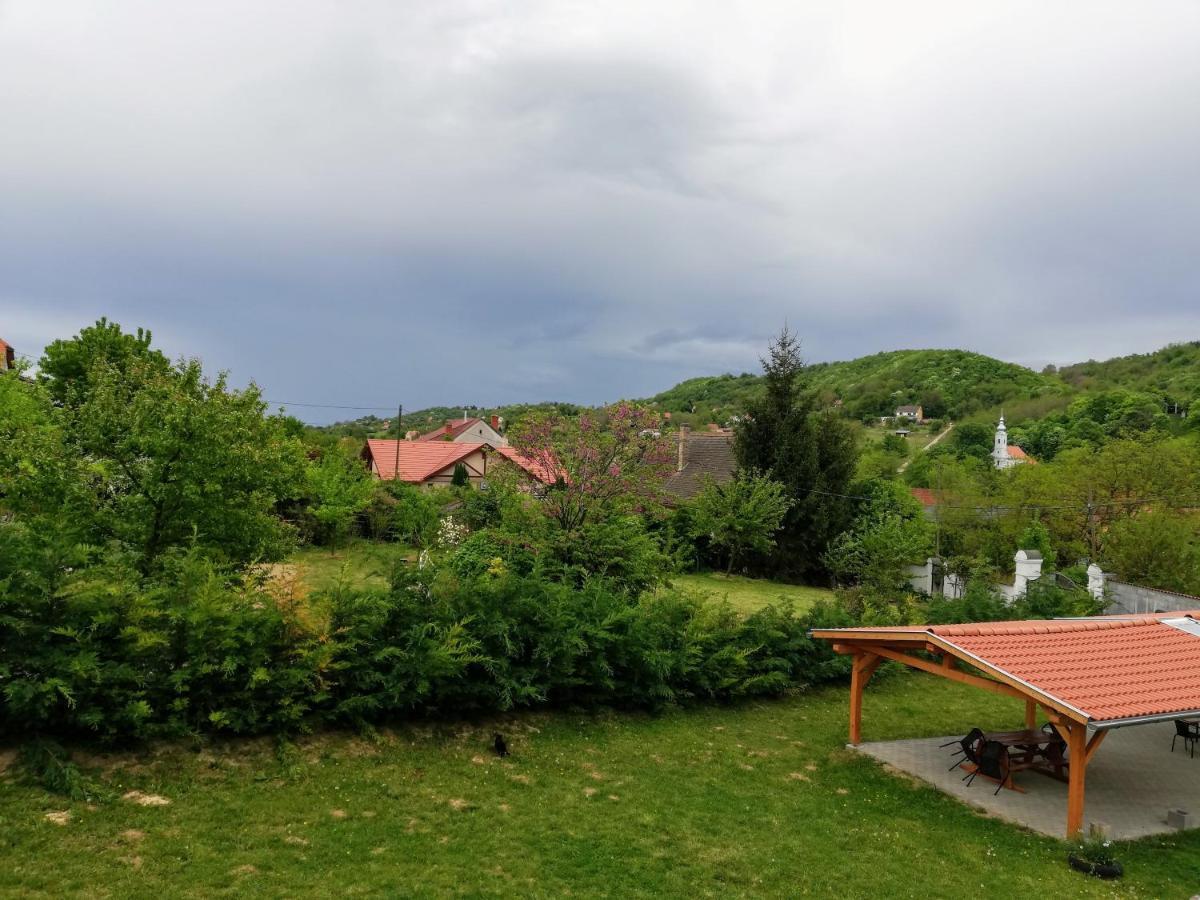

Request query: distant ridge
[{"left": 318, "top": 341, "right": 1197, "bottom": 433}]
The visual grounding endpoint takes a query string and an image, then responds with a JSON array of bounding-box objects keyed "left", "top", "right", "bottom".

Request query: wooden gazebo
[{"left": 811, "top": 611, "right": 1200, "bottom": 836}]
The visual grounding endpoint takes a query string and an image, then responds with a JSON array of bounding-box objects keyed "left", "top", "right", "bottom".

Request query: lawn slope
[{"left": 2, "top": 676, "right": 1195, "bottom": 898}]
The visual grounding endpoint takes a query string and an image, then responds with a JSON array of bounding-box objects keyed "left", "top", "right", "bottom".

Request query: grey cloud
[{"left": 1, "top": 1, "right": 1199, "bottom": 421}]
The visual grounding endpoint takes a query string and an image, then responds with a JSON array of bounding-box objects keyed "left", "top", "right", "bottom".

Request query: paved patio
[{"left": 856, "top": 721, "right": 1199, "bottom": 839}]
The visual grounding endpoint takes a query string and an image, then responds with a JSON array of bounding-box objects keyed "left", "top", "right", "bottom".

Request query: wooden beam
[
  {"left": 1025, "top": 699, "right": 1037, "bottom": 729},
  {"left": 1066, "top": 723, "right": 1088, "bottom": 838},
  {"left": 1085, "top": 729, "right": 1107, "bottom": 766},
  {"left": 843, "top": 643, "right": 1028, "bottom": 703},
  {"left": 849, "top": 651, "right": 882, "bottom": 745}
]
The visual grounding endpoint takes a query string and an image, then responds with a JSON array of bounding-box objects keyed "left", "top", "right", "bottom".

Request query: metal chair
[
  {"left": 1172, "top": 720, "right": 1199, "bottom": 758},
  {"left": 965, "top": 740, "right": 1012, "bottom": 795},
  {"left": 941, "top": 727, "right": 984, "bottom": 772}
]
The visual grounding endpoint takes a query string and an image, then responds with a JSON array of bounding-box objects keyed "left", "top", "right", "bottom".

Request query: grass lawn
[
  {"left": 671, "top": 572, "right": 834, "bottom": 615},
  {"left": 3, "top": 675, "right": 1195, "bottom": 898},
  {"left": 287, "top": 540, "right": 409, "bottom": 594}
]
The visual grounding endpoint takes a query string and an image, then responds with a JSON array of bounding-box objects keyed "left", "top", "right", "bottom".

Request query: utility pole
[{"left": 400, "top": 403, "right": 410, "bottom": 487}]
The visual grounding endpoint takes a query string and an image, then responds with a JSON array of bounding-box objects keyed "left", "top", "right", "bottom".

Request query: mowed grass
[
  {"left": 3, "top": 676, "right": 1196, "bottom": 898},
  {"left": 671, "top": 572, "right": 834, "bottom": 614}
]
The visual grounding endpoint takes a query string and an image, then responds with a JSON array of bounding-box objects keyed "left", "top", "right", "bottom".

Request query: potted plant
[{"left": 1068, "top": 828, "right": 1123, "bottom": 879}]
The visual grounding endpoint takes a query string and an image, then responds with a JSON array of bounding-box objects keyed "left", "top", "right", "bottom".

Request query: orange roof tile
[
  {"left": 815, "top": 611, "right": 1200, "bottom": 724},
  {"left": 417, "top": 418, "right": 483, "bottom": 442},
  {"left": 364, "top": 440, "right": 555, "bottom": 485},
  {"left": 364, "top": 440, "right": 480, "bottom": 482}
]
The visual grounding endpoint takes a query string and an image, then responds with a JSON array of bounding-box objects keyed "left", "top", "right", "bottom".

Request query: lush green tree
[
  {"left": 38, "top": 317, "right": 169, "bottom": 407},
  {"left": 450, "top": 462, "right": 470, "bottom": 487},
  {"left": 734, "top": 327, "right": 859, "bottom": 578},
  {"left": 823, "top": 480, "right": 933, "bottom": 596},
  {"left": 379, "top": 481, "right": 445, "bottom": 548},
  {"left": 1102, "top": 510, "right": 1200, "bottom": 595},
  {"left": 951, "top": 422, "right": 993, "bottom": 459},
  {"left": 306, "top": 446, "right": 376, "bottom": 549},
  {"left": 69, "top": 357, "right": 306, "bottom": 567},
  {"left": 690, "top": 471, "right": 792, "bottom": 574},
  {"left": 0, "top": 374, "right": 84, "bottom": 524}
]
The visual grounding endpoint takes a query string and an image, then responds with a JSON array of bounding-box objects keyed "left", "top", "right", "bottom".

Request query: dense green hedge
[{"left": 0, "top": 536, "right": 851, "bottom": 742}]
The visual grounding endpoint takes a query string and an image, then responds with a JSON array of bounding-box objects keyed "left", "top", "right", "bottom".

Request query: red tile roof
[
  {"left": 815, "top": 611, "right": 1200, "bottom": 724},
  {"left": 494, "top": 446, "right": 558, "bottom": 485},
  {"left": 365, "top": 440, "right": 480, "bottom": 482},
  {"left": 364, "top": 440, "right": 554, "bottom": 484},
  {"left": 417, "top": 418, "right": 483, "bottom": 442},
  {"left": 909, "top": 487, "right": 939, "bottom": 507},
  {"left": 1007, "top": 445, "right": 1029, "bottom": 460}
]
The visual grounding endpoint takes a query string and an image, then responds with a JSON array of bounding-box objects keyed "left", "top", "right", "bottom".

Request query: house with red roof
[
  {"left": 0, "top": 337, "right": 15, "bottom": 371},
  {"left": 362, "top": 439, "right": 550, "bottom": 489},
  {"left": 417, "top": 415, "right": 507, "bottom": 447}
]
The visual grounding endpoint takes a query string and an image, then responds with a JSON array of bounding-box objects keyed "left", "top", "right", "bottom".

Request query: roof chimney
[
  {"left": 490, "top": 414, "right": 500, "bottom": 430},
  {"left": 677, "top": 425, "right": 690, "bottom": 472}
]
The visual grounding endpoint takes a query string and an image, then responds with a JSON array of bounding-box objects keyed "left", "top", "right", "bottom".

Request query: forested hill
[
  {"left": 1056, "top": 341, "right": 1200, "bottom": 408},
  {"left": 649, "top": 349, "right": 1065, "bottom": 423},
  {"left": 319, "top": 342, "right": 1198, "bottom": 434}
]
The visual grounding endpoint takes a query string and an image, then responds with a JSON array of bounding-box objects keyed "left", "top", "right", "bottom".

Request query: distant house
[
  {"left": 362, "top": 439, "right": 549, "bottom": 489},
  {"left": 909, "top": 487, "right": 943, "bottom": 519},
  {"left": 664, "top": 426, "right": 736, "bottom": 500},
  {"left": 895, "top": 404, "right": 923, "bottom": 421},
  {"left": 417, "top": 415, "right": 507, "bottom": 447},
  {"left": 991, "top": 415, "right": 1034, "bottom": 470},
  {"left": 0, "top": 337, "right": 15, "bottom": 371}
]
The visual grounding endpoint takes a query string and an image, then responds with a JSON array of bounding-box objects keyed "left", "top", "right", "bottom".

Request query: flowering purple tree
[{"left": 509, "top": 403, "right": 675, "bottom": 531}]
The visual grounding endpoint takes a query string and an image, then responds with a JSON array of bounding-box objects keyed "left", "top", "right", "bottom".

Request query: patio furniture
[
  {"left": 964, "top": 740, "right": 1013, "bottom": 795},
  {"left": 1172, "top": 719, "right": 1199, "bottom": 758},
  {"left": 941, "top": 727, "right": 984, "bottom": 771}
]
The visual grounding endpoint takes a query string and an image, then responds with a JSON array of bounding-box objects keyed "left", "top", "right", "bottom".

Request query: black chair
[
  {"left": 965, "top": 740, "right": 1012, "bottom": 795},
  {"left": 941, "top": 727, "right": 984, "bottom": 772},
  {"left": 1172, "top": 720, "right": 1199, "bottom": 758}
]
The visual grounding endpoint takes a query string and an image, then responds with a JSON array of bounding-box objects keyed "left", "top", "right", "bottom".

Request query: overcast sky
[{"left": 2, "top": 1, "right": 1199, "bottom": 421}]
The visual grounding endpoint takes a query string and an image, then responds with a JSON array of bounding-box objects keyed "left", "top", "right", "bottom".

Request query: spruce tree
[{"left": 734, "top": 326, "right": 858, "bottom": 579}]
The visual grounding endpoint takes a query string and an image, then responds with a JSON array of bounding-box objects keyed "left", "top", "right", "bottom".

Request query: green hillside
[
  {"left": 319, "top": 342, "right": 1197, "bottom": 435},
  {"left": 647, "top": 349, "right": 1064, "bottom": 424},
  {"left": 1056, "top": 341, "right": 1200, "bottom": 410}
]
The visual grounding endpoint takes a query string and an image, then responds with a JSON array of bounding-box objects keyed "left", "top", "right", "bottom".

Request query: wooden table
[{"left": 984, "top": 728, "right": 1068, "bottom": 784}]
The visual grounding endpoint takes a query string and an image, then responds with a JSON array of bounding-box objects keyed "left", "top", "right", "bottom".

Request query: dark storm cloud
[{"left": 2, "top": 1, "right": 1199, "bottom": 420}]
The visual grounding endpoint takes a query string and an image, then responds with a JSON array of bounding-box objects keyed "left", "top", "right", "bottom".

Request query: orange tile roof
[
  {"left": 364, "top": 440, "right": 554, "bottom": 485},
  {"left": 365, "top": 440, "right": 479, "bottom": 482},
  {"left": 1007, "top": 445, "right": 1030, "bottom": 460},
  {"left": 417, "top": 418, "right": 482, "bottom": 442},
  {"left": 909, "top": 487, "right": 939, "bottom": 506},
  {"left": 815, "top": 611, "right": 1200, "bottom": 724}
]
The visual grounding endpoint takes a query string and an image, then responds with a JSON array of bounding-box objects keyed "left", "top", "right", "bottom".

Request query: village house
[
  {"left": 0, "top": 337, "right": 15, "bottom": 371},
  {"left": 417, "top": 414, "right": 508, "bottom": 446},
  {"left": 664, "top": 424, "right": 737, "bottom": 500},
  {"left": 362, "top": 439, "right": 549, "bottom": 489},
  {"left": 894, "top": 404, "right": 923, "bottom": 421}
]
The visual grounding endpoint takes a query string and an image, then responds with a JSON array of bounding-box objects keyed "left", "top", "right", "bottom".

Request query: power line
[{"left": 264, "top": 400, "right": 397, "bottom": 411}]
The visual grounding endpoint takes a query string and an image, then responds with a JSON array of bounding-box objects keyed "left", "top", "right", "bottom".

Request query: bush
[{"left": 1, "top": 527, "right": 845, "bottom": 740}]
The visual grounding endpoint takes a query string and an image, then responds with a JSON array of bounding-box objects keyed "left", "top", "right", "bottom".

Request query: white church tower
[{"left": 991, "top": 414, "right": 1026, "bottom": 470}]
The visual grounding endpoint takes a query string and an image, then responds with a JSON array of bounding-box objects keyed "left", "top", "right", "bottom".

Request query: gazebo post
[
  {"left": 1024, "top": 699, "right": 1037, "bottom": 729},
  {"left": 1065, "top": 722, "right": 1087, "bottom": 838},
  {"left": 848, "top": 650, "right": 881, "bottom": 745}
]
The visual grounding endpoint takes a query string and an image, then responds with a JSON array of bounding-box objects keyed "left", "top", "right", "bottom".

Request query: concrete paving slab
[{"left": 856, "top": 721, "right": 1200, "bottom": 839}]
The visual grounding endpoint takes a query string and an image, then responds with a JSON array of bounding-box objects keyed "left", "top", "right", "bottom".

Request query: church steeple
[{"left": 992, "top": 413, "right": 1010, "bottom": 466}]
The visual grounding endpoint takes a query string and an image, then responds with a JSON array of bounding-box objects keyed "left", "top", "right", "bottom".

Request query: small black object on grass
[{"left": 493, "top": 733, "right": 509, "bottom": 758}]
